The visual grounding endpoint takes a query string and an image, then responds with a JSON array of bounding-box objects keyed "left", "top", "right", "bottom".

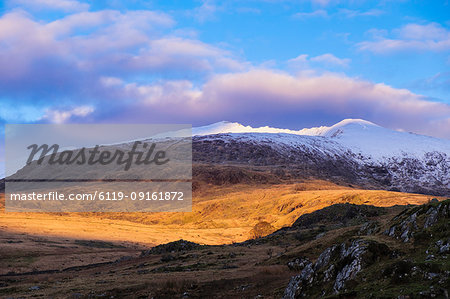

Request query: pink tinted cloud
[
  {"left": 1, "top": 7, "right": 448, "bottom": 140},
  {"left": 46, "top": 9, "right": 175, "bottom": 37},
  {"left": 43, "top": 105, "right": 94, "bottom": 123},
  {"left": 105, "top": 69, "right": 450, "bottom": 138},
  {"left": 0, "top": 9, "right": 243, "bottom": 89}
]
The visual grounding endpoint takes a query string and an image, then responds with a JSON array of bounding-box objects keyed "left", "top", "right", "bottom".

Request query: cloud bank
[
  {"left": 95, "top": 69, "right": 450, "bottom": 138},
  {"left": 0, "top": 2, "right": 449, "bottom": 140}
]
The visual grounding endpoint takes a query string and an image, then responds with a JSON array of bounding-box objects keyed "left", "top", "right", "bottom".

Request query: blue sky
[{"left": 0, "top": 0, "right": 450, "bottom": 176}]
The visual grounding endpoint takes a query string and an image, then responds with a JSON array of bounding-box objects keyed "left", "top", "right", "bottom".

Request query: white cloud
[
  {"left": 294, "top": 9, "right": 328, "bottom": 18},
  {"left": 43, "top": 106, "right": 94, "bottom": 123},
  {"left": 295, "top": 7, "right": 383, "bottom": 19},
  {"left": 192, "top": 0, "right": 220, "bottom": 22},
  {"left": 46, "top": 9, "right": 175, "bottom": 38},
  {"left": 100, "top": 76, "right": 123, "bottom": 87},
  {"left": 8, "top": 0, "right": 89, "bottom": 12},
  {"left": 287, "top": 54, "right": 309, "bottom": 69},
  {"left": 359, "top": 23, "right": 450, "bottom": 53},
  {"left": 310, "top": 53, "right": 350, "bottom": 67},
  {"left": 288, "top": 53, "right": 350, "bottom": 68},
  {"left": 338, "top": 8, "right": 384, "bottom": 18},
  {"left": 398, "top": 23, "right": 449, "bottom": 40}
]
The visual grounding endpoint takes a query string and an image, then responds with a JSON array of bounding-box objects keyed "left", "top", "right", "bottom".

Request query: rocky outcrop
[
  {"left": 358, "top": 221, "right": 379, "bottom": 235},
  {"left": 283, "top": 200, "right": 450, "bottom": 298},
  {"left": 385, "top": 200, "right": 450, "bottom": 243},
  {"left": 287, "top": 258, "right": 311, "bottom": 271},
  {"left": 283, "top": 239, "right": 390, "bottom": 298},
  {"left": 140, "top": 239, "right": 204, "bottom": 256}
]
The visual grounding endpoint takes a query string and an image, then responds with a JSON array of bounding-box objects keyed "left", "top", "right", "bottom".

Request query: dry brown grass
[{"left": 0, "top": 181, "right": 440, "bottom": 247}]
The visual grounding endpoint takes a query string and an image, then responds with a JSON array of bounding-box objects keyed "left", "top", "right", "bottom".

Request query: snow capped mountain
[
  {"left": 7, "top": 119, "right": 449, "bottom": 196},
  {"left": 193, "top": 119, "right": 450, "bottom": 162},
  {"left": 192, "top": 119, "right": 450, "bottom": 196},
  {"left": 314, "top": 119, "right": 450, "bottom": 161}
]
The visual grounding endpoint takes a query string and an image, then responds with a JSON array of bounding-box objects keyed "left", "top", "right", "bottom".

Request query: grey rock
[
  {"left": 400, "top": 227, "right": 410, "bottom": 242},
  {"left": 283, "top": 239, "right": 389, "bottom": 297},
  {"left": 283, "top": 275, "right": 302, "bottom": 299},
  {"left": 282, "top": 263, "right": 315, "bottom": 298},
  {"left": 436, "top": 239, "right": 450, "bottom": 254},
  {"left": 333, "top": 240, "right": 367, "bottom": 292},
  {"left": 440, "top": 244, "right": 450, "bottom": 254},
  {"left": 388, "top": 225, "right": 396, "bottom": 237},
  {"left": 314, "top": 245, "right": 338, "bottom": 271},
  {"left": 359, "top": 221, "right": 379, "bottom": 235},
  {"left": 334, "top": 258, "right": 361, "bottom": 292},
  {"left": 299, "top": 263, "right": 315, "bottom": 284},
  {"left": 424, "top": 207, "right": 439, "bottom": 228},
  {"left": 287, "top": 258, "right": 311, "bottom": 271},
  {"left": 323, "top": 264, "right": 335, "bottom": 282}
]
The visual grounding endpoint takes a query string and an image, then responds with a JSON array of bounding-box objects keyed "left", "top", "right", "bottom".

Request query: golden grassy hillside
[{"left": 0, "top": 180, "right": 440, "bottom": 246}]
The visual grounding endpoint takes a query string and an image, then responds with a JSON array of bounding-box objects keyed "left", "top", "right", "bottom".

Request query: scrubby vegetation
[
  {"left": 283, "top": 199, "right": 450, "bottom": 298},
  {"left": 1, "top": 198, "right": 448, "bottom": 298}
]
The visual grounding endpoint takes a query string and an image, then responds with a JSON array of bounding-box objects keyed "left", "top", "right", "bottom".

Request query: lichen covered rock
[{"left": 283, "top": 239, "right": 390, "bottom": 298}]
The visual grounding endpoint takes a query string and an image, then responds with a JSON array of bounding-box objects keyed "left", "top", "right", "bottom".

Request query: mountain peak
[
  {"left": 192, "top": 121, "right": 247, "bottom": 136},
  {"left": 321, "top": 119, "right": 381, "bottom": 138},
  {"left": 332, "top": 118, "right": 379, "bottom": 128}
]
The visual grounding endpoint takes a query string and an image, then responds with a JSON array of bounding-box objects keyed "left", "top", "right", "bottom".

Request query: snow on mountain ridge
[
  {"left": 319, "top": 120, "right": 450, "bottom": 160},
  {"left": 192, "top": 121, "right": 315, "bottom": 136},
  {"left": 192, "top": 119, "right": 450, "bottom": 162},
  {"left": 146, "top": 118, "right": 449, "bottom": 163},
  {"left": 193, "top": 119, "right": 380, "bottom": 137}
]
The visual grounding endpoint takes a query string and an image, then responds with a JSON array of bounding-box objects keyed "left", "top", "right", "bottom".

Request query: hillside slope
[{"left": 0, "top": 181, "right": 438, "bottom": 248}]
